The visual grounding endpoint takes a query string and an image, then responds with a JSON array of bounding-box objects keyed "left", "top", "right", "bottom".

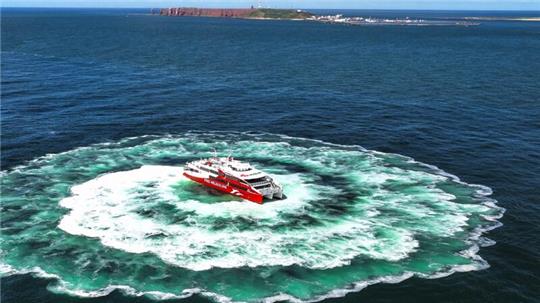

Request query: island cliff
[{"left": 158, "top": 8, "right": 313, "bottom": 20}]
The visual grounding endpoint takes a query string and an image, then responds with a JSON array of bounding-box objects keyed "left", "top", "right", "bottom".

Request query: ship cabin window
[
  {"left": 247, "top": 177, "right": 268, "bottom": 184},
  {"left": 229, "top": 165, "right": 251, "bottom": 172},
  {"left": 254, "top": 184, "right": 271, "bottom": 189}
]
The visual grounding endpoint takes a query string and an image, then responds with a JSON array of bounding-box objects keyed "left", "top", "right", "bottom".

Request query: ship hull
[{"left": 183, "top": 172, "right": 264, "bottom": 204}]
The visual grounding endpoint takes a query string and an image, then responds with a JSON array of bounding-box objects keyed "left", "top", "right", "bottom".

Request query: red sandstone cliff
[{"left": 159, "top": 8, "right": 256, "bottom": 17}]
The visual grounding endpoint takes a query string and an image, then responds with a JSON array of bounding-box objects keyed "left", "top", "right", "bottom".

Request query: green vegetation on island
[{"left": 246, "top": 9, "right": 314, "bottom": 20}]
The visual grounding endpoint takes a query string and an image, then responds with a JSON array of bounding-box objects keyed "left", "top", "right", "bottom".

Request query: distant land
[
  {"left": 154, "top": 7, "right": 540, "bottom": 26},
  {"left": 157, "top": 7, "right": 314, "bottom": 20},
  {"left": 154, "top": 8, "right": 481, "bottom": 26}
]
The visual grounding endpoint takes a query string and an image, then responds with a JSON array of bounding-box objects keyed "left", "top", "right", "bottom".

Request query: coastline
[
  {"left": 154, "top": 7, "right": 540, "bottom": 25},
  {"left": 155, "top": 8, "right": 481, "bottom": 26}
]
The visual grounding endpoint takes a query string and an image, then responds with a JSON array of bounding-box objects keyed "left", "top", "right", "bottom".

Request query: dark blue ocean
[{"left": 1, "top": 8, "right": 540, "bottom": 303}]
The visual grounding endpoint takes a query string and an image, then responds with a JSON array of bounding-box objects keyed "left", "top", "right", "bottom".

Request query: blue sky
[{"left": 2, "top": 0, "right": 540, "bottom": 10}]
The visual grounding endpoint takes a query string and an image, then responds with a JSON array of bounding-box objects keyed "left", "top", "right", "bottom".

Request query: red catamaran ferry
[{"left": 183, "top": 156, "right": 284, "bottom": 204}]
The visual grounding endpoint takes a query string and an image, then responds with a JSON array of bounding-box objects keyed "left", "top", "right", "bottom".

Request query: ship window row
[
  {"left": 228, "top": 165, "right": 251, "bottom": 172},
  {"left": 254, "top": 184, "right": 271, "bottom": 189},
  {"left": 247, "top": 177, "right": 269, "bottom": 184}
]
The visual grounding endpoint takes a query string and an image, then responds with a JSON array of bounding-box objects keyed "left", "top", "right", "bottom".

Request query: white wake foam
[{"left": 58, "top": 165, "right": 418, "bottom": 271}]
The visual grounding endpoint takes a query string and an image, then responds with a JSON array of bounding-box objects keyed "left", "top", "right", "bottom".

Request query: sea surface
[{"left": 1, "top": 8, "right": 540, "bottom": 303}]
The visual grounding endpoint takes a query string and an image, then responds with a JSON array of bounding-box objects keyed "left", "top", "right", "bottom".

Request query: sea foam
[{"left": 1, "top": 132, "right": 504, "bottom": 302}]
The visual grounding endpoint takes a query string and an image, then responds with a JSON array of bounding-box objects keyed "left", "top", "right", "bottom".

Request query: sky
[{"left": 2, "top": 0, "right": 540, "bottom": 10}]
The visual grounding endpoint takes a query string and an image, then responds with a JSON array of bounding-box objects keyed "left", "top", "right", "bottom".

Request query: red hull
[{"left": 183, "top": 172, "right": 264, "bottom": 204}]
